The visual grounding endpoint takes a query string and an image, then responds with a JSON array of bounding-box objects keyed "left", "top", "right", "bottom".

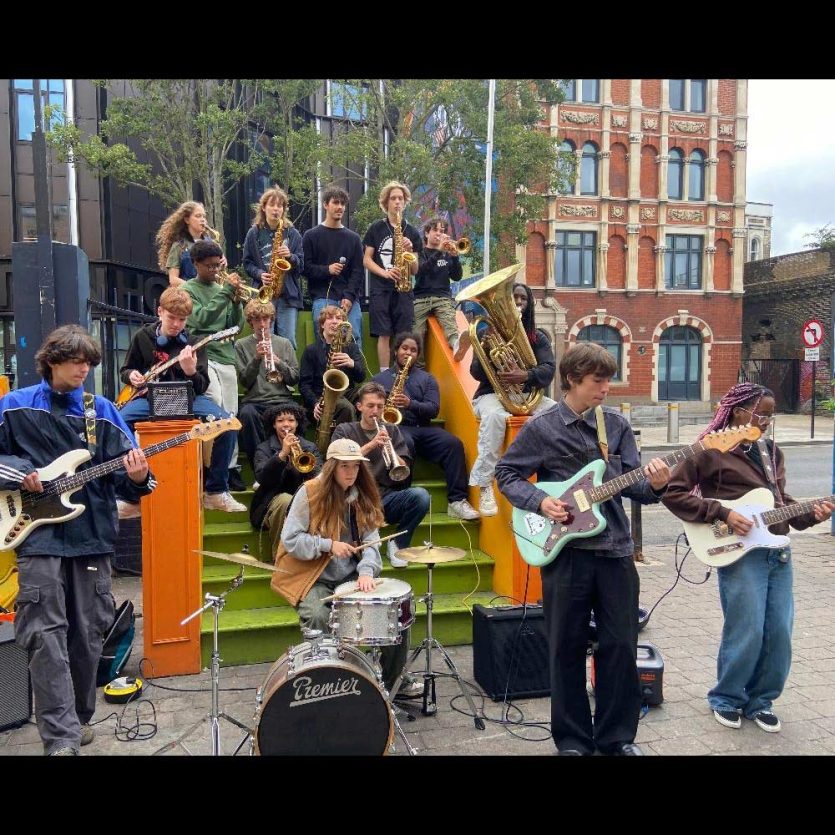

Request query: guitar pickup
[
  {"left": 573, "top": 490, "right": 590, "bottom": 513},
  {"left": 707, "top": 543, "right": 744, "bottom": 556}
]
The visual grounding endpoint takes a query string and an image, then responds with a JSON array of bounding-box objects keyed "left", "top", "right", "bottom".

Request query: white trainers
[
  {"left": 479, "top": 486, "right": 498, "bottom": 517},
  {"left": 388, "top": 538, "right": 409, "bottom": 568},
  {"left": 203, "top": 492, "right": 247, "bottom": 513},
  {"left": 448, "top": 499, "right": 480, "bottom": 520}
]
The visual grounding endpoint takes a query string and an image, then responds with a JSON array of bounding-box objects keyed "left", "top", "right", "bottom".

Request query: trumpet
[
  {"left": 259, "top": 327, "right": 282, "bottom": 384},
  {"left": 282, "top": 429, "right": 317, "bottom": 474},
  {"left": 216, "top": 271, "right": 260, "bottom": 303},
  {"left": 373, "top": 418, "right": 410, "bottom": 482},
  {"left": 442, "top": 236, "right": 471, "bottom": 256}
]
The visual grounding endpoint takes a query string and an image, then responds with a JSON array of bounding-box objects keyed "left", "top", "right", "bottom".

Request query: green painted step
[{"left": 200, "top": 591, "right": 497, "bottom": 667}]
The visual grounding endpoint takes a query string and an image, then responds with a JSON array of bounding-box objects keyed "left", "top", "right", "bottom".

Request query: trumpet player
[
  {"left": 234, "top": 300, "right": 300, "bottom": 476},
  {"left": 250, "top": 403, "right": 321, "bottom": 560},
  {"left": 243, "top": 187, "right": 304, "bottom": 349},
  {"left": 363, "top": 181, "right": 423, "bottom": 370},
  {"left": 332, "top": 382, "right": 430, "bottom": 570}
]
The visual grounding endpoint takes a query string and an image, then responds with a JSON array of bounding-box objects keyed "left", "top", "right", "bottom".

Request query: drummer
[{"left": 270, "top": 438, "right": 423, "bottom": 698}]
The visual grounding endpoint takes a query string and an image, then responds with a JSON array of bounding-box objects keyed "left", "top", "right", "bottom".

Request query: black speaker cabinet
[
  {"left": 146, "top": 381, "right": 194, "bottom": 420},
  {"left": 472, "top": 604, "right": 550, "bottom": 701},
  {"left": 0, "top": 619, "right": 32, "bottom": 731}
]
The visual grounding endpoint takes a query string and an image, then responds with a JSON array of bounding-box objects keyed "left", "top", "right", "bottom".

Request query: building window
[
  {"left": 560, "top": 79, "right": 600, "bottom": 104},
  {"left": 688, "top": 149, "right": 705, "bottom": 201},
  {"left": 669, "top": 79, "right": 706, "bottom": 113},
  {"left": 556, "top": 231, "right": 596, "bottom": 287},
  {"left": 328, "top": 81, "right": 366, "bottom": 121},
  {"left": 16, "top": 203, "right": 69, "bottom": 243},
  {"left": 577, "top": 324, "right": 622, "bottom": 380},
  {"left": 558, "top": 140, "right": 576, "bottom": 194},
  {"left": 659, "top": 326, "right": 702, "bottom": 400},
  {"left": 750, "top": 237, "right": 761, "bottom": 261},
  {"left": 664, "top": 235, "right": 703, "bottom": 289},
  {"left": 580, "top": 142, "right": 598, "bottom": 195},
  {"left": 668, "top": 148, "right": 684, "bottom": 199},
  {"left": 18, "top": 205, "right": 37, "bottom": 241},
  {"left": 14, "top": 79, "right": 65, "bottom": 142}
]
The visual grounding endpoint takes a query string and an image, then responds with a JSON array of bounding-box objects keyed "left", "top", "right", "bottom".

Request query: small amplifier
[
  {"left": 0, "top": 617, "right": 32, "bottom": 731},
  {"left": 472, "top": 604, "right": 550, "bottom": 701},
  {"left": 146, "top": 380, "right": 194, "bottom": 420},
  {"left": 636, "top": 642, "right": 664, "bottom": 706}
]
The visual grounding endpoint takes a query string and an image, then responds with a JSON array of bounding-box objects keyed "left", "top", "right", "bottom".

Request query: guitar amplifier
[
  {"left": 472, "top": 604, "right": 550, "bottom": 701},
  {"left": 146, "top": 381, "right": 194, "bottom": 420},
  {"left": 589, "top": 641, "right": 664, "bottom": 707},
  {"left": 0, "top": 617, "right": 32, "bottom": 731}
]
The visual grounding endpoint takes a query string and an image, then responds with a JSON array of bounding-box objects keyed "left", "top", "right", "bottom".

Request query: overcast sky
[{"left": 747, "top": 79, "right": 835, "bottom": 256}]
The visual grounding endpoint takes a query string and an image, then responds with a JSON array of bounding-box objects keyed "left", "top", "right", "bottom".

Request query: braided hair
[{"left": 699, "top": 382, "right": 774, "bottom": 440}]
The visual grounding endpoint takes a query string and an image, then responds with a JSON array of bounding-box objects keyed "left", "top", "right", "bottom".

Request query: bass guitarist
[{"left": 495, "top": 342, "right": 670, "bottom": 756}]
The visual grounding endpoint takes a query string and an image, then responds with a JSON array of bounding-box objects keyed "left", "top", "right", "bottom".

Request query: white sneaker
[
  {"left": 479, "top": 486, "right": 498, "bottom": 517},
  {"left": 388, "top": 539, "right": 409, "bottom": 568},
  {"left": 448, "top": 499, "right": 480, "bottom": 520},
  {"left": 203, "top": 492, "right": 247, "bottom": 513}
]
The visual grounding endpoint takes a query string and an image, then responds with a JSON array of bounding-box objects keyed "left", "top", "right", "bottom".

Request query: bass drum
[{"left": 254, "top": 637, "right": 393, "bottom": 756}]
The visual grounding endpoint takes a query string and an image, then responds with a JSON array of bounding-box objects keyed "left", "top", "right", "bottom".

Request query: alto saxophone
[
  {"left": 392, "top": 208, "right": 416, "bottom": 293},
  {"left": 315, "top": 321, "right": 353, "bottom": 453},
  {"left": 382, "top": 355, "right": 413, "bottom": 425},
  {"left": 259, "top": 217, "right": 291, "bottom": 304}
]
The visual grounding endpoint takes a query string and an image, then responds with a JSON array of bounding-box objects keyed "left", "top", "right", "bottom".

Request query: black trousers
[
  {"left": 540, "top": 548, "right": 640, "bottom": 754},
  {"left": 399, "top": 425, "right": 468, "bottom": 503}
]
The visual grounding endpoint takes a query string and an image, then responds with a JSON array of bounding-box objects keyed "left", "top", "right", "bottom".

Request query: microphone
[{"left": 338, "top": 257, "right": 346, "bottom": 266}]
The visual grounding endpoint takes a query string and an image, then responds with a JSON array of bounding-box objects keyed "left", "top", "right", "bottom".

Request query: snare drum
[
  {"left": 254, "top": 636, "right": 393, "bottom": 756},
  {"left": 329, "top": 577, "right": 415, "bottom": 646}
]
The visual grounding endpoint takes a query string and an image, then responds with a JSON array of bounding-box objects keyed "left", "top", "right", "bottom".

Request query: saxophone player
[
  {"left": 242, "top": 187, "right": 304, "bottom": 349},
  {"left": 363, "top": 180, "right": 423, "bottom": 370},
  {"left": 299, "top": 306, "right": 367, "bottom": 432},
  {"left": 372, "top": 332, "right": 479, "bottom": 521}
]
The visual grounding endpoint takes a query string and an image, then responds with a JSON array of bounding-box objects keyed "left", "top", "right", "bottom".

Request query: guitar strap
[
  {"left": 82, "top": 392, "right": 97, "bottom": 457},
  {"left": 755, "top": 438, "right": 777, "bottom": 488},
  {"left": 594, "top": 406, "right": 609, "bottom": 463}
]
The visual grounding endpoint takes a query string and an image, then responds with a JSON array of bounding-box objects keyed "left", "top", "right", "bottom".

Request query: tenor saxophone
[
  {"left": 392, "top": 209, "right": 416, "bottom": 293},
  {"left": 315, "top": 321, "right": 353, "bottom": 453}
]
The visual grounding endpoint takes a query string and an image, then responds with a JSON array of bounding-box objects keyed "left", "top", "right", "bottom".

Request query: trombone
[{"left": 373, "top": 418, "right": 410, "bottom": 482}]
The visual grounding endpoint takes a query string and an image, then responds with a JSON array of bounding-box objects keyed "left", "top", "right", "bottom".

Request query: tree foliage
[{"left": 803, "top": 223, "right": 835, "bottom": 251}]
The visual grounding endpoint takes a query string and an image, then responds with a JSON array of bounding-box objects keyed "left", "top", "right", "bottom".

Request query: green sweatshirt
[{"left": 184, "top": 278, "right": 245, "bottom": 364}]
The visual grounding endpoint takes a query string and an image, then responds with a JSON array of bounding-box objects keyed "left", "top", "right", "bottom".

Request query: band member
[
  {"left": 250, "top": 403, "right": 321, "bottom": 559},
  {"left": 184, "top": 239, "right": 246, "bottom": 491},
  {"left": 413, "top": 217, "right": 463, "bottom": 363},
  {"left": 156, "top": 200, "right": 217, "bottom": 287},
  {"left": 242, "top": 187, "right": 304, "bottom": 349},
  {"left": 363, "top": 180, "right": 423, "bottom": 370},
  {"left": 299, "top": 305, "right": 366, "bottom": 432},
  {"left": 302, "top": 184, "right": 365, "bottom": 349},
  {"left": 119, "top": 287, "right": 245, "bottom": 512},
  {"left": 495, "top": 342, "right": 671, "bottom": 756},
  {"left": 332, "top": 382, "right": 431, "bottom": 568},
  {"left": 235, "top": 300, "right": 299, "bottom": 474},
  {"left": 0, "top": 326, "right": 155, "bottom": 755},
  {"left": 271, "top": 437, "right": 422, "bottom": 696},
  {"left": 372, "top": 332, "right": 479, "bottom": 520},
  {"left": 468, "top": 283, "right": 557, "bottom": 516},
  {"left": 662, "top": 383, "right": 834, "bottom": 734}
]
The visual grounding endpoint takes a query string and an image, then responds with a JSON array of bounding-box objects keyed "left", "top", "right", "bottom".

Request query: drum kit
[{"left": 157, "top": 542, "right": 484, "bottom": 756}]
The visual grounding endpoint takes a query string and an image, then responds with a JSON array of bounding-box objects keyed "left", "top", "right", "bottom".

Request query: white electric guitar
[{"left": 683, "top": 488, "right": 835, "bottom": 567}]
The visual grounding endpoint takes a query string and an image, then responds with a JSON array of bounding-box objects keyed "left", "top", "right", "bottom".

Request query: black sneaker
[
  {"left": 227, "top": 469, "right": 246, "bottom": 492},
  {"left": 713, "top": 708, "right": 742, "bottom": 729},
  {"left": 751, "top": 710, "right": 781, "bottom": 733}
]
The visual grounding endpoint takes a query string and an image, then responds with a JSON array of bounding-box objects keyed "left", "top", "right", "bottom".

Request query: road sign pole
[{"left": 811, "top": 360, "right": 816, "bottom": 440}]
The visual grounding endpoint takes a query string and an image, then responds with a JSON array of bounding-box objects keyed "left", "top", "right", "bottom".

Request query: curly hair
[
  {"left": 261, "top": 402, "right": 307, "bottom": 434},
  {"left": 308, "top": 460, "right": 384, "bottom": 540},
  {"left": 155, "top": 201, "right": 205, "bottom": 270},
  {"left": 35, "top": 325, "right": 102, "bottom": 382},
  {"left": 244, "top": 299, "right": 276, "bottom": 324},
  {"left": 253, "top": 187, "right": 294, "bottom": 229},
  {"left": 378, "top": 180, "right": 411, "bottom": 212}
]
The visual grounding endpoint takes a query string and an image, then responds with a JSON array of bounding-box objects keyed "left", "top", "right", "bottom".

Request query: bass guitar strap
[
  {"left": 82, "top": 392, "right": 97, "bottom": 457},
  {"left": 594, "top": 405, "right": 609, "bottom": 463}
]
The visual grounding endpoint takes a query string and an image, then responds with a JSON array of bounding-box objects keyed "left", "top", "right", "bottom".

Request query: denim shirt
[{"left": 495, "top": 400, "right": 661, "bottom": 558}]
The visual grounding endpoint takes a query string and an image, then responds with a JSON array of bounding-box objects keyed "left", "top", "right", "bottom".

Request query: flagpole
[{"left": 483, "top": 79, "right": 496, "bottom": 276}]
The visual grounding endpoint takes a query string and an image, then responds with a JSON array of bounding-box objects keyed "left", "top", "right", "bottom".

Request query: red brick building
[{"left": 522, "top": 79, "right": 747, "bottom": 404}]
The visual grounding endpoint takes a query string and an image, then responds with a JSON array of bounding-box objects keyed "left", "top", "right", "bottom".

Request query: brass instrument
[
  {"left": 315, "top": 321, "right": 353, "bottom": 453},
  {"left": 442, "top": 236, "right": 472, "bottom": 256},
  {"left": 392, "top": 208, "right": 416, "bottom": 293},
  {"left": 282, "top": 429, "right": 317, "bottom": 474},
  {"left": 215, "top": 270, "right": 259, "bottom": 303},
  {"left": 259, "top": 327, "right": 282, "bottom": 384},
  {"left": 382, "top": 355, "right": 413, "bottom": 425},
  {"left": 373, "top": 418, "right": 410, "bottom": 482},
  {"left": 454, "top": 263, "right": 543, "bottom": 416},
  {"left": 259, "top": 218, "right": 291, "bottom": 304}
]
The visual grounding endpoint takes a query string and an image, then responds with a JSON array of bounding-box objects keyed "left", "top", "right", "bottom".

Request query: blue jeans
[
  {"left": 119, "top": 394, "right": 235, "bottom": 495},
  {"left": 273, "top": 298, "right": 299, "bottom": 350},
  {"left": 311, "top": 297, "right": 363, "bottom": 351},
  {"left": 382, "top": 487, "right": 430, "bottom": 550},
  {"left": 708, "top": 546, "right": 794, "bottom": 717}
]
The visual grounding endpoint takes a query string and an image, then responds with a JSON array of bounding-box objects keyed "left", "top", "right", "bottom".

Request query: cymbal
[
  {"left": 194, "top": 549, "right": 277, "bottom": 572},
  {"left": 397, "top": 545, "right": 466, "bottom": 565}
]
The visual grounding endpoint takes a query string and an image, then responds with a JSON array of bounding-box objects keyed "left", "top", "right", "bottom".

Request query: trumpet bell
[
  {"left": 456, "top": 237, "right": 471, "bottom": 255},
  {"left": 293, "top": 450, "right": 317, "bottom": 473}
]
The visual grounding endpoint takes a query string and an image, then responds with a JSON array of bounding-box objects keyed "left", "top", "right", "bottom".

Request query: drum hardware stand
[
  {"left": 390, "top": 547, "right": 486, "bottom": 730},
  {"left": 153, "top": 567, "right": 253, "bottom": 756},
  {"left": 367, "top": 646, "right": 418, "bottom": 756}
]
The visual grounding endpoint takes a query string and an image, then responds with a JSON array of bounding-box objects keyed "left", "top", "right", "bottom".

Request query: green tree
[{"left": 803, "top": 223, "right": 835, "bottom": 251}]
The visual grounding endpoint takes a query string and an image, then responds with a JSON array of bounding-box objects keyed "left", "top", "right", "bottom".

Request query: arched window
[
  {"left": 688, "top": 149, "right": 705, "bottom": 201},
  {"left": 659, "top": 326, "right": 702, "bottom": 400},
  {"left": 578, "top": 325, "right": 622, "bottom": 380},
  {"left": 750, "top": 237, "right": 761, "bottom": 261},
  {"left": 581, "top": 142, "right": 598, "bottom": 195},
  {"left": 558, "top": 139, "right": 576, "bottom": 194},
  {"left": 668, "top": 148, "right": 684, "bottom": 200}
]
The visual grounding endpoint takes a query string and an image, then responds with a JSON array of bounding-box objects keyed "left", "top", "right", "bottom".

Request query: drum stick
[
  {"left": 321, "top": 579, "right": 384, "bottom": 603},
  {"left": 357, "top": 530, "right": 406, "bottom": 551}
]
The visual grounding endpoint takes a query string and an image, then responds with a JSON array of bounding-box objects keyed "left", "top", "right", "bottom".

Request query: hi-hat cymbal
[
  {"left": 194, "top": 549, "right": 277, "bottom": 572},
  {"left": 397, "top": 545, "right": 466, "bottom": 565}
]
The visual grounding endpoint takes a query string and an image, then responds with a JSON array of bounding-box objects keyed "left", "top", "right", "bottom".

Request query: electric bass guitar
[
  {"left": 512, "top": 424, "right": 762, "bottom": 567},
  {"left": 114, "top": 326, "right": 240, "bottom": 409},
  {"left": 0, "top": 416, "right": 241, "bottom": 550},
  {"left": 682, "top": 488, "right": 835, "bottom": 567}
]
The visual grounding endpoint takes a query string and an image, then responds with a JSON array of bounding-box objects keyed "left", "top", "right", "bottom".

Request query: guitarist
[
  {"left": 0, "top": 325, "right": 154, "bottom": 756},
  {"left": 119, "top": 287, "right": 245, "bottom": 513},
  {"left": 662, "top": 382, "right": 834, "bottom": 734},
  {"left": 495, "top": 342, "right": 670, "bottom": 756}
]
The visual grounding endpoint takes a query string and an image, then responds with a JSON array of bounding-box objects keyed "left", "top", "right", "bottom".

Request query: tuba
[
  {"left": 392, "top": 208, "right": 417, "bottom": 293},
  {"left": 315, "top": 321, "right": 353, "bottom": 453},
  {"left": 382, "top": 355, "right": 412, "bottom": 425},
  {"left": 259, "top": 217, "right": 291, "bottom": 304},
  {"left": 454, "top": 263, "right": 543, "bottom": 416}
]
